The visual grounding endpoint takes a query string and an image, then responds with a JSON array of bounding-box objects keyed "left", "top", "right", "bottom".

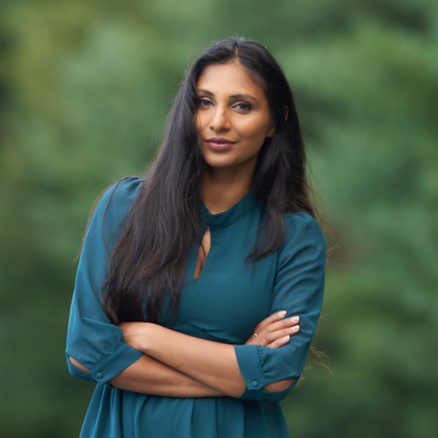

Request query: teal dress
[{"left": 65, "top": 176, "right": 326, "bottom": 437}]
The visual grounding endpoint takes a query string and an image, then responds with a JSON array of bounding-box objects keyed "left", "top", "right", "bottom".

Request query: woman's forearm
[
  {"left": 120, "top": 322, "right": 295, "bottom": 398},
  {"left": 69, "top": 354, "right": 226, "bottom": 397},
  {"left": 110, "top": 354, "right": 226, "bottom": 397},
  {"left": 138, "top": 325, "right": 246, "bottom": 398}
]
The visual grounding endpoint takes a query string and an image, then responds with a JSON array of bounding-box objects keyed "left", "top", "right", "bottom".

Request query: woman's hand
[
  {"left": 119, "top": 321, "right": 154, "bottom": 352},
  {"left": 245, "top": 311, "right": 300, "bottom": 348}
]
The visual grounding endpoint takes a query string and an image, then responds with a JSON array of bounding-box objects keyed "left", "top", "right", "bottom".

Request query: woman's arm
[
  {"left": 68, "top": 355, "right": 226, "bottom": 397},
  {"left": 121, "top": 322, "right": 255, "bottom": 398}
]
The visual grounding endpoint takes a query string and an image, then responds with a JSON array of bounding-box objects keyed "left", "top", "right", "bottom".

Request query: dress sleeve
[
  {"left": 233, "top": 212, "right": 326, "bottom": 402},
  {"left": 65, "top": 176, "right": 145, "bottom": 384}
]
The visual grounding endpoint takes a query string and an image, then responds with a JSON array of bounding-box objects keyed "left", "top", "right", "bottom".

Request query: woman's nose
[{"left": 209, "top": 106, "right": 230, "bottom": 131}]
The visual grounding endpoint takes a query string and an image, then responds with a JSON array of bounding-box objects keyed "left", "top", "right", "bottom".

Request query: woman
[{"left": 65, "top": 36, "right": 327, "bottom": 437}]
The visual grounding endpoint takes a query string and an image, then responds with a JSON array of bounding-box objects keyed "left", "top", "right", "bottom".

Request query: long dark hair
[{"left": 80, "top": 36, "right": 329, "bottom": 381}]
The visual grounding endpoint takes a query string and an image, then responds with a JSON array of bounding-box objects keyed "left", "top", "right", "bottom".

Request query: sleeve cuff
[
  {"left": 234, "top": 344, "right": 268, "bottom": 390},
  {"left": 233, "top": 344, "right": 301, "bottom": 402},
  {"left": 66, "top": 343, "right": 144, "bottom": 384},
  {"left": 90, "top": 343, "right": 144, "bottom": 384}
]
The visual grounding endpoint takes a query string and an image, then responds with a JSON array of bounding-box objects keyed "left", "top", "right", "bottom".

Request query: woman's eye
[
  {"left": 196, "top": 98, "right": 251, "bottom": 111},
  {"left": 197, "top": 98, "right": 211, "bottom": 106},
  {"left": 234, "top": 102, "right": 251, "bottom": 111}
]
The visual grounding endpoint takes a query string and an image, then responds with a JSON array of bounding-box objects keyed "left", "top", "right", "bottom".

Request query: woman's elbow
[
  {"left": 68, "top": 355, "right": 90, "bottom": 373},
  {"left": 67, "top": 354, "right": 93, "bottom": 381},
  {"left": 263, "top": 377, "right": 295, "bottom": 392}
]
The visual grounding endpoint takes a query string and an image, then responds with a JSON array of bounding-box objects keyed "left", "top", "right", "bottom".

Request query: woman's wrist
[
  {"left": 139, "top": 322, "right": 163, "bottom": 353},
  {"left": 119, "top": 321, "right": 160, "bottom": 353}
]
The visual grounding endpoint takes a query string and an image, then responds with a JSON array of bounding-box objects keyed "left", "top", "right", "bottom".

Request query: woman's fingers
[
  {"left": 267, "top": 335, "right": 290, "bottom": 349},
  {"left": 257, "top": 315, "right": 300, "bottom": 342},
  {"left": 246, "top": 312, "right": 301, "bottom": 347},
  {"left": 253, "top": 325, "right": 300, "bottom": 348},
  {"left": 255, "top": 310, "right": 288, "bottom": 333},
  {"left": 267, "top": 315, "right": 300, "bottom": 334},
  {"left": 265, "top": 325, "right": 299, "bottom": 346}
]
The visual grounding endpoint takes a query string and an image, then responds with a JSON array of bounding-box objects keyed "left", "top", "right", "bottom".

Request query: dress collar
[{"left": 200, "top": 187, "right": 257, "bottom": 228}]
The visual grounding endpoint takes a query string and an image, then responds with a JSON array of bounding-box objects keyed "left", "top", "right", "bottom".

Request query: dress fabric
[{"left": 65, "top": 176, "right": 327, "bottom": 437}]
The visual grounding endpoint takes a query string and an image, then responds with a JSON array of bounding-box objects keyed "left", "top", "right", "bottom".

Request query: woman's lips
[{"left": 206, "top": 140, "right": 234, "bottom": 151}]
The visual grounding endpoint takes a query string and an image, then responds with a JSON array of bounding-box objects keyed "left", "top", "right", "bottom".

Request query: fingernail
[
  {"left": 282, "top": 335, "right": 290, "bottom": 341},
  {"left": 290, "top": 316, "right": 299, "bottom": 323},
  {"left": 290, "top": 325, "right": 299, "bottom": 332},
  {"left": 278, "top": 310, "right": 287, "bottom": 317}
]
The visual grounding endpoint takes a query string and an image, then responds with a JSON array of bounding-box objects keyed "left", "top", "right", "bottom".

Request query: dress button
[
  {"left": 96, "top": 371, "right": 104, "bottom": 378},
  {"left": 251, "top": 379, "right": 259, "bottom": 388}
]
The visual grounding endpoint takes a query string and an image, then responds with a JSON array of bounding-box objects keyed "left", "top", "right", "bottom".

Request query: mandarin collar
[{"left": 200, "top": 187, "right": 257, "bottom": 228}]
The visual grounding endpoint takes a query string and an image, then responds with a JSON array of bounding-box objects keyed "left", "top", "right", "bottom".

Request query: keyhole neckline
[{"left": 199, "top": 187, "right": 257, "bottom": 228}]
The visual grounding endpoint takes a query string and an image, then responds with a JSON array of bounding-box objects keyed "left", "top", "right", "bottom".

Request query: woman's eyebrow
[{"left": 196, "top": 88, "right": 259, "bottom": 103}]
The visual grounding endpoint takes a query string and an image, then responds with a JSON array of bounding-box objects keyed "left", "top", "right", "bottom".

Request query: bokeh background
[{"left": 1, "top": 1, "right": 437, "bottom": 437}]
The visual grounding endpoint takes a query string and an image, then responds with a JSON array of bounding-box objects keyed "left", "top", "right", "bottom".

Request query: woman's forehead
[{"left": 196, "top": 62, "right": 265, "bottom": 97}]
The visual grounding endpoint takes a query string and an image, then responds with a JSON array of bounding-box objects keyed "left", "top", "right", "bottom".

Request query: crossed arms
[{"left": 68, "top": 322, "right": 294, "bottom": 398}]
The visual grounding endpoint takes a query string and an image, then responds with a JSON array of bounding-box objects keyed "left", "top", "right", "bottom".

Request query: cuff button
[
  {"left": 251, "top": 379, "right": 259, "bottom": 388},
  {"left": 96, "top": 371, "right": 104, "bottom": 378}
]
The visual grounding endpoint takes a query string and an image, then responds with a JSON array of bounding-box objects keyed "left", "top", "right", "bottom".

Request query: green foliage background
[{"left": 1, "top": 1, "right": 437, "bottom": 436}]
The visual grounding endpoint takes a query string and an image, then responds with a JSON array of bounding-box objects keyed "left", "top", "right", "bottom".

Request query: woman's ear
[
  {"left": 267, "top": 122, "right": 275, "bottom": 138},
  {"left": 283, "top": 105, "right": 289, "bottom": 122},
  {"left": 267, "top": 106, "right": 288, "bottom": 138}
]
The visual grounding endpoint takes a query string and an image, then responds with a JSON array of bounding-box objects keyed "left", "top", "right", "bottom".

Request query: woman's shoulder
[
  {"left": 280, "top": 210, "right": 326, "bottom": 251},
  {"left": 92, "top": 176, "right": 144, "bottom": 230},
  {"left": 103, "top": 175, "right": 144, "bottom": 203},
  {"left": 283, "top": 210, "right": 319, "bottom": 227}
]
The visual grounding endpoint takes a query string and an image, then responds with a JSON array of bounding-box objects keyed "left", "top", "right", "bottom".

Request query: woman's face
[{"left": 194, "top": 59, "right": 275, "bottom": 171}]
